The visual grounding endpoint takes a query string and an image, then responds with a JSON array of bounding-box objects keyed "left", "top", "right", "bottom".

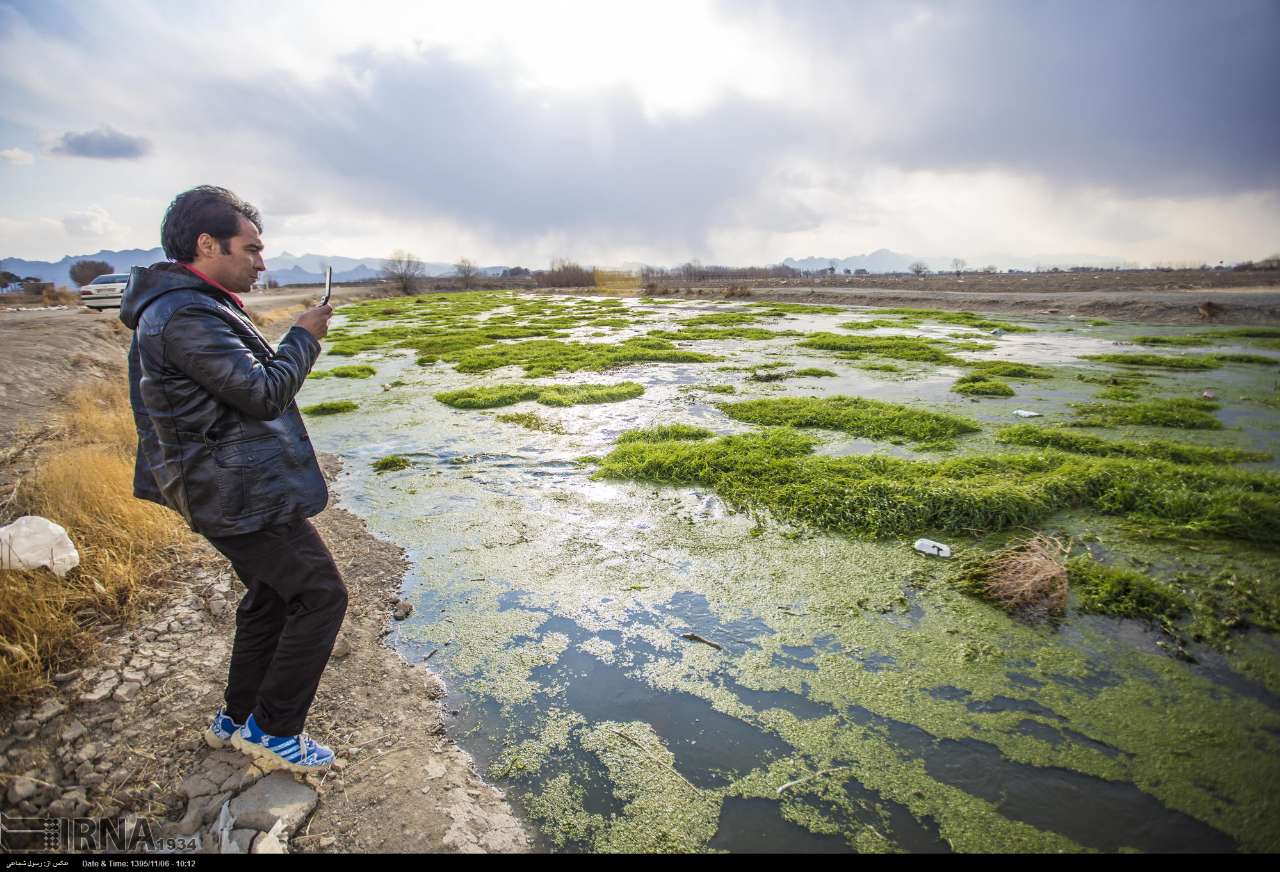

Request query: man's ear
[{"left": 196, "top": 232, "right": 217, "bottom": 259}]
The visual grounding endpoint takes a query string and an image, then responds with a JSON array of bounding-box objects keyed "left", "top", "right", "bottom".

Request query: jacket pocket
[{"left": 211, "top": 435, "right": 288, "bottom": 518}]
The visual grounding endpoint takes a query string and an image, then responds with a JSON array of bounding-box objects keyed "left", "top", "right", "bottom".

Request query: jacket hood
[{"left": 118, "top": 262, "right": 206, "bottom": 329}]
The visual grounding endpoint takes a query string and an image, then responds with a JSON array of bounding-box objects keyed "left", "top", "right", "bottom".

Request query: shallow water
[{"left": 301, "top": 295, "right": 1280, "bottom": 852}]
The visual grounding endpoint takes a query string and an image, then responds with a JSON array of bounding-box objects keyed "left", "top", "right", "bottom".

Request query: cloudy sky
[{"left": 2, "top": 0, "right": 1277, "bottom": 267}]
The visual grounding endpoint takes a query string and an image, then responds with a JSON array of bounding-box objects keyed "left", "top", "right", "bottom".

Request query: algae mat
[{"left": 300, "top": 292, "right": 1280, "bottom": 853}]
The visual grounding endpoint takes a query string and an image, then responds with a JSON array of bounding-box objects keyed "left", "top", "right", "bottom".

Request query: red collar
[{"left": 182, "top": 263, "right": 246, "bottom": 310}]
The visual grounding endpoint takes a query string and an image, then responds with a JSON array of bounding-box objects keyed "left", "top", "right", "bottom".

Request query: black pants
[{"left": 205, "top": 518, "right": 348, "bottom": 736}]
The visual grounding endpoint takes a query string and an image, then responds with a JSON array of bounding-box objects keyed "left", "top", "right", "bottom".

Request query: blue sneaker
[
  {"left": 204, "top": 708, "right": 242, "bottom": 749},
  {"left": 231, "top": 714, "right": 336, "bottom": 773}
]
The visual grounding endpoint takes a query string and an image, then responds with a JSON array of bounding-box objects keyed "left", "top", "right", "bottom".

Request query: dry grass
[
  {"left": 248, "top": 303, "right": 306, "bottom": 329},
  {"left": 41, "top": 286, "right": 82, "bottom": 307},
  {"left": 1, "top": 382, "right": 195, "bottom": 702},
  {"left": 953, "top": 534, "right": 1069, "bottom": 623}
]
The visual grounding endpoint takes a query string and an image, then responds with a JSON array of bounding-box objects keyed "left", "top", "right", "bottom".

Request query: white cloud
[
  {"left": 61, "top": 206, "right": 122, "bottom": 237},
  {"left": 0, "top": 147, "right": 34, "bottom": 166}
]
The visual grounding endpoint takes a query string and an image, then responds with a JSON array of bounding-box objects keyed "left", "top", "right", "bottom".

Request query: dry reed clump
[
  {"left": 42, "top": 286, "right": 83, "bottom": 307},
  {"left": 953, "top": 535, "right": 1068, "bottom": 623},
  {"left": 1, "top": 382, "right": 195, "bottom": 701},
  {"left": 248, "top": 303, "right": 306, "bottom": 329}
]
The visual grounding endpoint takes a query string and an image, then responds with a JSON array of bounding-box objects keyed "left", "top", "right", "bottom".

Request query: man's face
[{"left": 197, "top": 215, "right": 265, "bottom": 294}]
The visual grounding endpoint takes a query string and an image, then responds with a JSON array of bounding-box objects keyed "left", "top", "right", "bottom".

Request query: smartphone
[{"left": 320, "top": 267, "right": 333, "bottom": 306}]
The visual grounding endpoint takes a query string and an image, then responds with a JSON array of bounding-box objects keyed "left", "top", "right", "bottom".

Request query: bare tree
[
  {"left": 909, "top": 261, "right": 929, "bottom": 277},
  {"left": 951, "top": 258, "right": 967, "bottom": 276},
  {"left": 70, "top": 259, "right": 114, "bottom": 286},
  {"left": 454, "top": 258, "right": 479, "bottom": 289},
  {"left": 382, "top": 250, "right": 426, "bottom": 295}
]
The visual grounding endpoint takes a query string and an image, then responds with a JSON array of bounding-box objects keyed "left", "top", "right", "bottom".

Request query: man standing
[{"left": 120, "top": 185, "right": 344, "bottom": 773}]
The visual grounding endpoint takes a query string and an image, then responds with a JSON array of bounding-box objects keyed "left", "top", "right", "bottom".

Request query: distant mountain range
[
  {"left": 3, "top": 246, "right": 1132, "bottom": 287},
  {"left": 0, "top": 248, "right": 501, "bottom": 287}
]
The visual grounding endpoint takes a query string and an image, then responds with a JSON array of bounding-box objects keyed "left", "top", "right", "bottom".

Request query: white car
[{"left": 80, "top": 273, "right": 130, "bottom": 310}]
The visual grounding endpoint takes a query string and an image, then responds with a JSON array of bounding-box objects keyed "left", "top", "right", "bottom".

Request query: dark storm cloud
[
  {"left": 51, "top": 126, "right": 150, "bottom": 159},
  {"left": 728, "top": 0, "right": 1280, "bottom": 196}
]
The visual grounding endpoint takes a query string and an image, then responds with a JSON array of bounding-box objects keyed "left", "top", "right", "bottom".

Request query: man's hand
[{"left": 295, "top": 304, "right": 333, "bottom": 341}]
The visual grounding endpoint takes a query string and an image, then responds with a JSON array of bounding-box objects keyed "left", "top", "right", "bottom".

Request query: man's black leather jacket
[{"left": 120, "top": 263, "right": 328, "bottom": 537}]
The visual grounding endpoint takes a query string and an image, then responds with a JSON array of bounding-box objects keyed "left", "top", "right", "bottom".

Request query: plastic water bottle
[{"left": 913, "top": 538, "right": 952, "bottom": 558}]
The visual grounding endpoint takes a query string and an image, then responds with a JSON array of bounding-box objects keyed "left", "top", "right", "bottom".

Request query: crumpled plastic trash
[
  {"left": 0, "top": 515, "right": 80, "bottom": 577},
  {"left": 1012, "top": 409, "right": 1042, "bottom": 418},
  {"left": 990, "top": 328, "right": 1006, "bottom": 336},
  {"left": 913, "top": 538, "right": 952, "bottom": 558}
]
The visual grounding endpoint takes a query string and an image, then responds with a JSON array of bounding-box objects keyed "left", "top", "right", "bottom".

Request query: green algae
[
  {"left": 718, "top": 397, "right": 980, "bottom": 445},
  {"left": 1067, "top": 557, "right": 1188, "bottom": 627},
  {"left": 840, "top": 318, "right": 918, "bottom": 330},
  {"left": 1069, "top": 397, "right": 1221, "bottom": 429},
  {"left": 800, "top": 332, "right": 964, "bottom": 365},
  {"left": 648, "top": 326, "right": 795, "bottom": 342},
  {"left": 749, "top": 302, "right": 845, "bottom": 315},
  {"left": 868, "top": 308, "right": 1036, "bottom": 333},
  {"left": 1131, "top": 335, "right": 1213, "bottom": 347},
  {"left": 616, "top": 424, "right": 714, "bottom": 444},
  {"left": 371, "top": 454, "right": 412, "bottom": 472},
  {"left": 313, "top": 296, "right": 1280, "bottom": 852},
  {"left": 310, "top": 364, "right": 378, "bottom": 379},
  {"left": 435, "top": 381, "right": 644, "bottom": 409},
  {"left": 995, "top": 425, "right": 1270, "bottom": 464},
  {"left": 496, "top": 412, "right": 566, "bottom": 433},
  {"left": 301, "top": 399, "right": 358, "bottom": 415},
  {"left": 748, "top": 367, "right": 837, "bottom": 382},
  {"left": 594, "top": 429, "right": 1280, "bottom": 542},
  {"left": 450, "top": 337, "right": 720, "bottom": 377},
  {"left": 680, "top": 312, "right": 764, "bottom": 327},
  {"left": 952, "top": 375, "right": 1015, "bottom": 396},
  {"left": 1080, "top": 353, "right": 1219, "bottom": 370},
  {"left": 967, "top": 361, "right": 1054, "bottom": 379}
]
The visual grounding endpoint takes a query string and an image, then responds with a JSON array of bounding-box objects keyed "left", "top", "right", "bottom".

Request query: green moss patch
[
  {"left": 996, "top": 425, "right": 1269, "bottom": 464},
  {"left": 1131, "top": 335, "right": 1213, "bottom": 347},
  {"left": 616, "top": 424, "right": 715, "bottom": 444},
  {"left": 449, "top": 337, "right": 720, "bottom": 378},
  {"left": 436, "top": 382, "right": 644, "bottom": 409},
  {"left": 800, "top": 333, "right": 964, "bottom": 365},
  {"left": 967, "top": 361, "right": 1054, "bottom": 379},
  {"left": 717, "top": 396, "right": 980, "bottom": 444},
  {"left": 868, "top": 308, "right": 1035, "bottom": 333},
  {"left": 648, "top": 327, "right": 793, "bottom": 342},
  {"left": 1067, "top": 557, "right": 1189, "bottom": 626},
  {"left": 311, "top": 364, "right": 377, "bottom": 379},
  {"left": 679, "top": 312, "right": 763, "bottom": 327},
  {"left": 1069, "top": 398, "right": 1221, "bottom": 429},
  {"left": 1080, "top": 353, "right": 1219, "bottom": 370},
  {"left": 301, "top": 400, "right": 358, "bottom": 415},
  {"left": 595, "top": 429, "right": 1280, "bottom": 542},
  {"left": 952, "top": 375, "right": 1015, "bottom": 396},
  {"left": 749, "top": 302, "right": 845, "bottom": 315},
  {"left": 496, "top": 412, "right": 566, "bottom": 433},
  {"left": 372, "top": 455, "right": 412, "bottom": 472}
]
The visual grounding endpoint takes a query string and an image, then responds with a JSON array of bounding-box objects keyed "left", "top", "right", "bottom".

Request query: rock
[
  {"left": 228, "top": 829, "right": 257, "bottom": 853},
  {"left": 1202, "top": 389, "right": 1217, "bottom": 400},
  {"left": 13, "top": 718, "right": 38, "bottom": 734},
  {"left": 250, "top": 828, "right": 288, "bottom": 854},
  {"left": 180, "top": 772, "right": 220, "bottom": 801},
  {"left": 80, "top": 675, "right": 120, "bottom": 704},
  {"left": 420, "top": 670, "right": 447, "bottom": 700},
  {"left": 128, "top": 657, "right": 152, "bottom": 670},
  {"left": 33, "top": 699, "right": 67, "bottom": 724},
  {"left": 52, "top": 670, "right": 80, "bottom": 683},
  {"left": 113, "top": 682, "right": 141, "bottom": 702},
  {"left": 122, "top": 669, "right": 148, "bottom": 684},
  {"left": 330, "top": 636, "right": 352, "bottom": 659},
  {"left": 228, "top": 772, "right": 318, "bottom": 834},
  {"left": 7, "top": 775, "right": 38, "bottom": 804},
  {"left": 75, "top": 742, "right": 99, "bottom": 763},
  {"left": 147, "top": 663, "right": 169, "bottom": 679},
  {"left": 60, "top": 719, "right": 87, "bottom": 744},
  {"left": 75, "top": 761, "right": 95, "bottom": 782},
  {"left": 392, "top": 601, "right": 413, "bottom": 621}
]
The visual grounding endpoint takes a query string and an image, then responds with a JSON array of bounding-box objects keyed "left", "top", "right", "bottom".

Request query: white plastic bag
[{"left": 0, "top": 515, "right": 80, "bottom": 577}]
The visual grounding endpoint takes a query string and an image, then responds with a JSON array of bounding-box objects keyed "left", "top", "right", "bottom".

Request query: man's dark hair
[{"left": 161, "top": 185, "right": 263, "bottom": 263}]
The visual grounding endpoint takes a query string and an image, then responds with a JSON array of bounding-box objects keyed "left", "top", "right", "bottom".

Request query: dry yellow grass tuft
[
  {"left": 954, "top": 534, "right": 1069, "bottom": 623},
  {"left": 1, "top": 382, "right": 195, "bottom": 701}
]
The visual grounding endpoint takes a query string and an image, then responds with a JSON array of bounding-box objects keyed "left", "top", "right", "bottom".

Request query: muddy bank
[{"left": 0, "top": 457, "right": 529, "bottom": 852}]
